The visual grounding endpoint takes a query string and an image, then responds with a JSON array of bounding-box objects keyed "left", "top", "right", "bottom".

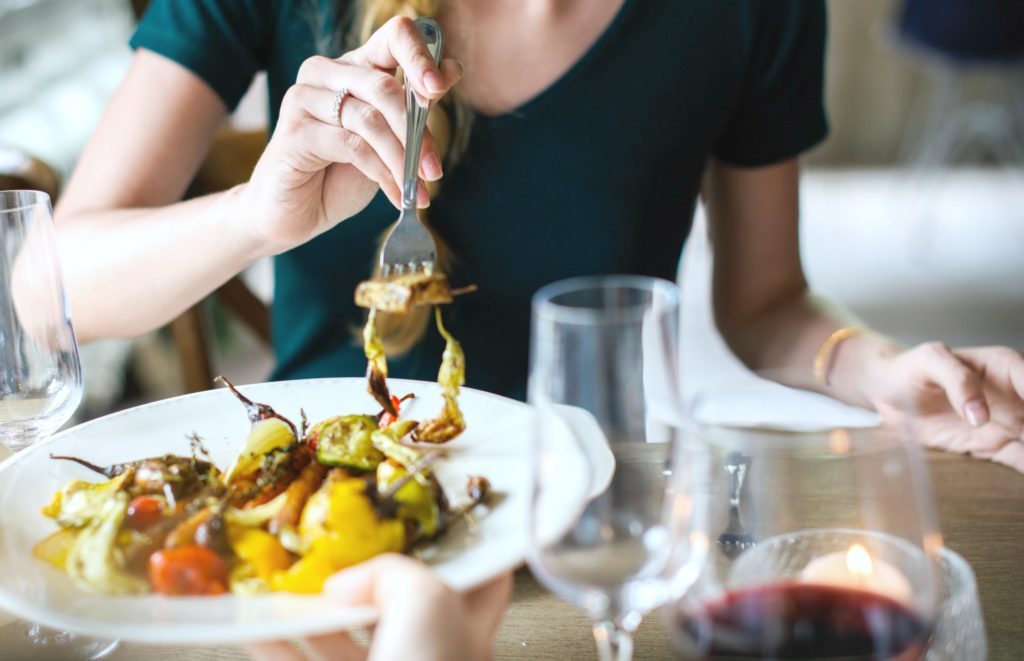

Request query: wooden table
[{"left": 1, "top": 451, "right": 1021, "bottom": 660}]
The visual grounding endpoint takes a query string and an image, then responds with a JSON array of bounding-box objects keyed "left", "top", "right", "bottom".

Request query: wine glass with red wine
[{"left": 666, "top": 384, "right": 943, "bottom": 661}]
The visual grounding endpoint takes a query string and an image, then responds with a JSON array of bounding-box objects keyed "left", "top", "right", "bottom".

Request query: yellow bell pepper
[
  {"left": 269, "top": 548, "right": 335, "bottom": 594},
  {"left": 32, "top": 527, "right": 79, "bottom": 570},
  {"left": 230, "top": 528, "right": 293, "bottom": 582},
  {"left": 272, "top": 478, "right": 405, "bottom": 593}
]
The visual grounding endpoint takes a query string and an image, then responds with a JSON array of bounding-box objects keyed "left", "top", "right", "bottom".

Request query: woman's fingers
[
  {"left": 343, "top": 16, "right": 457, "bottom": 99},
  {"left": 991, "top": 439, "right": 1024, "bottom": 472},
  {"left": 297, "top": 62, "right": 443, "bottom": 177},
  {"left": 956, "top": 347, "right": 1024, "bottom": 404},
  {"left": 915, "top": 342, "right": 990, "bottom": 427},
  {"left": 295, "top": 117, "right": 404, "bottom": 207},
  {"left": 964, "top": 420, "right": 1019, "bottom": 458}
]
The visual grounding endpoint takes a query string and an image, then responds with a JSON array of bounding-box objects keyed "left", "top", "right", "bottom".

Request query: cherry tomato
[
  {"left": 125, "top": 495, "right": 164, "bottom": 530},
  {"left": 148, "top": 545, "right": 229, "bottom": 596}
]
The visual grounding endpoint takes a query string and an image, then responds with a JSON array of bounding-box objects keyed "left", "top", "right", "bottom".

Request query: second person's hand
[{"left": 245, "top": 554, "right": 513, "bottom": 661}]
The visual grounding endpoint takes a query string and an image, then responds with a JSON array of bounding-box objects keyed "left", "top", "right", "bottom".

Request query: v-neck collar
[{"left": 477, "top": 0, "right": 637, "bottom": 121}]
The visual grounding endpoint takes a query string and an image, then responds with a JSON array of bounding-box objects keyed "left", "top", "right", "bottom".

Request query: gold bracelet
[{"left": 814, "top": 326, "right": 867, "bottom": 387}]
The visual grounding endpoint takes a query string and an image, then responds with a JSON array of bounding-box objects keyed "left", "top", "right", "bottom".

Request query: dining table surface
[{"left": 1, "top": 449, "right": 1021, "bottom": 660}]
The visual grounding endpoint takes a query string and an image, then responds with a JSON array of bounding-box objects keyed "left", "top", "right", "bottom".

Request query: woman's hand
[
  {"left": 872, "top": 343, "right": 1024, "bottom": 471},
  {"left": 239, "top": 16, "right": 463, "bottom": 255},
  {"left": 245, "top": 554, "right": 512, "bottom": 661}
]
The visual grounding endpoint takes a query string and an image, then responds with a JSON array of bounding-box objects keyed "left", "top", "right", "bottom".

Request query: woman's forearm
[
  {"left": 56, "top": 184, "right": 267, "bottom": 343},
  {"left": 717, "top": 289, "right": 904, "bottom": 410}
]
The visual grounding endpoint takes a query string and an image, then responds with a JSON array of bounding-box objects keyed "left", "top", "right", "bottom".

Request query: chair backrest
[
  {"left": 172, "top": 128, "right": 270, "bottom": 393},
  {"left": 0, "top": 146, "right": 59, "bottom": 200},
  {"left": 898, "top": 0, "right": 1024, "bottom": 64}
]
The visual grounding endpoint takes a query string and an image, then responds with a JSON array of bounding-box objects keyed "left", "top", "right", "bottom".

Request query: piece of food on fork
[{"left": 354, "top": 271, "right": 453, "bottom": 314}]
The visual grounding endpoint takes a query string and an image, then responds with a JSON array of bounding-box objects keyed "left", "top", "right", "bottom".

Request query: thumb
[
  {"left": 324, "top": 553, "right": 435, "bottom": 608},
  {"left": 916, "top": 343, "right": 990, "bottom": 427}
]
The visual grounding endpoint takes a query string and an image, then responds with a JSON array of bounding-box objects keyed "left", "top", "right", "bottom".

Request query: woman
[{"left": 57, "top": 2, "right": 1023, "bottom": 461}]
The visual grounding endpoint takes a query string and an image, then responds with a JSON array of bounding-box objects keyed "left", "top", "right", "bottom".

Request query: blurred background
[{"left": 0, "top": 0, "right": 1022, "bottom": 419}]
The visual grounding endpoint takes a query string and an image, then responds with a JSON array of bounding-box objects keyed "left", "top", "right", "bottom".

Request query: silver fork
[
  {"left": 378, "top": 17, "right": 444, "bottom": 279},
  {"left": 717, "top": 451, "right": 756, "bottom": 559}
]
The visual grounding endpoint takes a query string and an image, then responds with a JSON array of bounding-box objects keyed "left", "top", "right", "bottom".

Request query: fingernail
[
  {"left": 422, "top": 152, "right": 443, "bottom": 181},
  {"left": 417, "top": 180, "right": 430, "bottom": 208},
  {"left": 964, "top": 400, "right": 988, "bottom": 428},
  {"left": 423, "top": 70, "right": 445, "bottom": 94}
]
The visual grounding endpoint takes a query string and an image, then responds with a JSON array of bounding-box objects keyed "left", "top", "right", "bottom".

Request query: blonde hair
[{"left": 311, "top": 0, "right": 473, "bottom": 356}]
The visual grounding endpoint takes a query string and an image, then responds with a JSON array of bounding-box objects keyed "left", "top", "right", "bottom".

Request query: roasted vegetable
[
  {"left": 43, "top": 474, "right": 129, "bottom": 528},
  {"left": 225, "top": 491, "right": 288, "bottom": 527},
  {"left": 148, "top": 544, "right": 229, "bottom": 596},
  {"left": 230, "top": 527, "right": 293, "bottom": 582},
  {"left": 377, "top": 461, "right": 440, "bottom": 538},
  {"left": 65, "top": 492, "right": 149, "bottom": 594},
  {"left": 354, "top": 271, "right": 453, "bottom": 314},
  {"left": 414, "top": 309, "right": 466, "bottom": 443},
  {"left": 132, "top": 456, "right": 219, "bottom": 497},
  {"left": 275, "top": 477, "right": 404, "bottom": 593},
  {"left": 33, "top": 527, "right": 79, "bottom": 570},
  {"left": 269, "top": 461, "right": 328, "bottom": 535},
  {"left": 217, "top": 376, "right": 300, "bottom": 486},
  {"left": 310, "top": 414, "right": 384, "bottom": 471},
  {"left": 363, "top": 309, "right": 397, "bottom": 417},
  {"left": 370, "top": 420, "right": 433, "bottom": 487},
  {"left": 50, "top": 454, "right": 218, "bottom": 498},
  {"left": 125, "top": 495, "right": 165, "bottom": 531}
]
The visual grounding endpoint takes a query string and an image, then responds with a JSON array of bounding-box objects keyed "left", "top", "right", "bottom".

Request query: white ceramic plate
[{"left": 0, "top": 378, "right": 584, "bottom": 644}]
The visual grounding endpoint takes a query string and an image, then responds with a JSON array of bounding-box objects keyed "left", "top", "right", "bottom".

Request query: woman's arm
[
  {"left": 56, "top": 50, "right": 260, "bottom": 343},
  {"left": 707, "top": 158, "right": 1024, "bottom": 471},
  {"left": 705, "top": 157, "right": 902, "bottom": 409},
  {"left": 57, "top": 17, "right": 462, "bottom": 344}
]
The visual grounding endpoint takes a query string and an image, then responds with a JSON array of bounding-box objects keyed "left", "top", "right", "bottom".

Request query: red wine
[{"left": 672, "top": 583, "right": 929, "bottom": 659}]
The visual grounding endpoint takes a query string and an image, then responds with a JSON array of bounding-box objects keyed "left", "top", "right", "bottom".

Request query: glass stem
[{"left": 592, "top": 620, "right": 634, "bottom": 661}]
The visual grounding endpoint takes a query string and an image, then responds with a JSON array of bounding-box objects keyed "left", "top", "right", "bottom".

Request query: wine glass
[
  {"left": 527, "top": 275, "right": 707, "bottom": 661},
  {"left": 927, "top": 547, "right": 986, "bottom": 660},
  {"left": 665, "top": 375, "right": 943, "bottom": 660},
  {"left": 0, "top": 190, "right": 117, "bottom": 658}
]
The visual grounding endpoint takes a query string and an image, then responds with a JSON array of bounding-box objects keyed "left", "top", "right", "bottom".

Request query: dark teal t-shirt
[{"left": 131, "top": 0, "right": 828, "bottom": 400}]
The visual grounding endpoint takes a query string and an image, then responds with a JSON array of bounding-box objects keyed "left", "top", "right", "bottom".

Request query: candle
[{"left": 799, "top": 543, "right": 913, "bottom": 605}]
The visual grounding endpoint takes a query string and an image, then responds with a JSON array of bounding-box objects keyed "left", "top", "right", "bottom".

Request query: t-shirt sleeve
[
  {"left": 129, "top": 0, "right": 271, "bottom": 112},
  {"left": 711, "top": 0, "right": 829, "bottom": 167}
]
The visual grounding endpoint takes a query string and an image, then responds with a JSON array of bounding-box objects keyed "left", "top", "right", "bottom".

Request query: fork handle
[{"left": 402, "top": 18, "right": 445, "bottom": 211}]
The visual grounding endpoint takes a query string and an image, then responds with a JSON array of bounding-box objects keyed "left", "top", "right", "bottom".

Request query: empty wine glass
[
  {"left": 665, "top": 376, "right": 943, "bottom": 660},
  {"left": 0, "top": 190, "right": 117, "bottom": 658},
  {"left": 527, "top": 275, "right": 707, "bottom": 661}
]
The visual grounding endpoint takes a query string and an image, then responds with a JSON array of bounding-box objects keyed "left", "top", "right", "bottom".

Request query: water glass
[
  {"left": 0, "top": 190, "right": 82, "bottom": 452},
  {"left": 527, "top": 275, "right": 705, "bottom": 661},
  {"left": 0, "top": 190, "right": 116, "bottom": 658}
]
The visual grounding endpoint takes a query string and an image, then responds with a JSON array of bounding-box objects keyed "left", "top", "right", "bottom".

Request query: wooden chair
[
  {"left": 127, "top": 0, "right": 269, "bottom": 392},
  {"left": 0, "top": 146, "right": 60, "bottom": 200},
  {"left": 172, "top": 128, "right": 269, "bottom": 392}
]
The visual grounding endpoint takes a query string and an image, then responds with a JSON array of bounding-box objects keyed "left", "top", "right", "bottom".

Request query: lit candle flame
[{"left": 846, "top": 543, "right": 874, "bottom": 578}]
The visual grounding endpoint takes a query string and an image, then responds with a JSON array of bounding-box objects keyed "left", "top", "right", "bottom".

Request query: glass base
[
  {"left": 0, "top": 620, "right": 119, "bottom": 659},
  {"left": 0, "top": 425, "right": 47, "bottom": 453}
]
